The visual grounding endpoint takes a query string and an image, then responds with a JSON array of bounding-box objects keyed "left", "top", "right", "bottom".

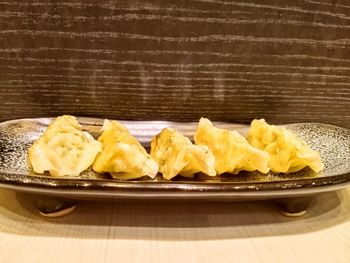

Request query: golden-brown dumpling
[
  {"left": 150, "top": 128, "right": 216, "bottom": 180},
  {"left": 92, "top": 120, "right": 158, "bottom": 180},
  {"left": 247, "top": 119, "right": 324, "bottom": 173},
  {"left": 194, "top": 118, "right": 269, "bottom": 175},
  {"left": 28, "top": 115, "right": 101, "bottom": 177}
]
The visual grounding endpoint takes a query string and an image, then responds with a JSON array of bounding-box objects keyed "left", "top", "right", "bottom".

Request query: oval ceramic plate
[{"left": 0, "top": 117, "right": 349, "bottom": 201}]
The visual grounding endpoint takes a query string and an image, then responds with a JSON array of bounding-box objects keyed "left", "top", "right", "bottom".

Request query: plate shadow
[{"left": 0, "top": 189, "right": 348, "bottom": 241}]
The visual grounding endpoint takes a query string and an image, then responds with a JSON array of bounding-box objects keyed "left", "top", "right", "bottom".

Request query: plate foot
[
  {"left": 35, "top": 197, "right": 77, "bottom": 217},
  {"left": 273, "top": 196, "right": 313, "bottom": 217}
]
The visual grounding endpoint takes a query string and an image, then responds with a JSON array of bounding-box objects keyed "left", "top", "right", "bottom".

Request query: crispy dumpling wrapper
[
  {"left": 92, "top": 120, "right": 158, "bottom": 180},
  {"left": 28, "top": 115, "right": 101, "bottom": 177},
  {"left": 150, "top": 128, "right": 216, "bottom": 180},
  {"left": 194, "top": 118, "right": 270, "bottom": 175},
  {"left": 247, "top": 119, "right": 324, "bottom": 173}
]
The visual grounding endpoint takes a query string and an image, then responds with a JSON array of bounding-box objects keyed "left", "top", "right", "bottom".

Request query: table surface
[{"left": 0, "top": 188, "right": 349, "bottom": 263}]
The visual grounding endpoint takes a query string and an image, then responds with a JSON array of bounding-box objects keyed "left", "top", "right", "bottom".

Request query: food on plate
[
  {"left": 194, "top": 118, "right": 270, "bottom": 175},
  {"left": 27, "top": 115, "right": 324, "bottom": 180},
  {"left": 247, "top": 119, "right": 324, "bottom": 173},
  {"left": 150, "top": 128, "right": 216, "bottom": 180},
  {"left": 28, "top": 115, "right": 101, "bottom": 177},
  {"left": 92, "top": 119, "right": 158, "bottom": 179}
]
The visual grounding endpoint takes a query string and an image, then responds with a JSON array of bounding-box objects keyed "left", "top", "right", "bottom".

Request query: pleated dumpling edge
[
  {"left": 150, "top": 128, "right": 216, "bottom": 180},
  {"left": 92, "top": 119, "right": 159, "bottom": 180},
  {"left": 194, "top": 118, "right": 270, "bottom": 175},
  {"left": 247, "top": 119, "right": 324, "bottom": 173},
  {"left": 28, "top": 115, "right": 101, "bottom": 177}
]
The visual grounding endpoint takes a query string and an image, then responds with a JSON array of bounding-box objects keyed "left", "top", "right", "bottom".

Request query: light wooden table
[{"left": 0, "top": 188, "right": 349, "bottom": 263}]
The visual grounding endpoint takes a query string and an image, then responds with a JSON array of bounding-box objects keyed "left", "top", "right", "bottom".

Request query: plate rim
[{"left": 0, "top": 117, "right": 349, "bottom": 198}]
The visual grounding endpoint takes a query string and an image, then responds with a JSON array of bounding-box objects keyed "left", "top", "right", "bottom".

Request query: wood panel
[
  {"left": 0, "top": 0, "right": 349, "bottom": 126},
  {"left": 1, "top": 188, "right": 350, "bottom": 262}
]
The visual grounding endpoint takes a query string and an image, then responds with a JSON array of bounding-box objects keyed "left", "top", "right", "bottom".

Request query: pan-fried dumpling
[
  {"left": 194, "top": 118, "right": 269, "bottom": 175},
  {"left": 150, "top": 128, "right": 216, "bottom": 180},
  {"left": 92, "top": 120, "right": 158, "bottom": 180},
  {"left": 28, "top": 115, "right": 101, "bottom": 177},
  {"left": 247, "top": 119, "right": 324, "bottom": 173}
]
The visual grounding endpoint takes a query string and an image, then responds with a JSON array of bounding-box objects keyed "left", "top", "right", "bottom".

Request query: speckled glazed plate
[{"left": 0, "top": 117, "right": 349, "bottom": 201}]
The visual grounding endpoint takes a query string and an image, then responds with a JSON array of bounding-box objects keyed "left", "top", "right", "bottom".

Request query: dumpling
[
  {"left": 150, "top": 128, "right": 216, "bottom": 180},
  {"left": 28, "top": 115, "right": 101, "bottom": 177},
  {"left": 194, "top": 118, "right": 269, "bottom": 175},
  {"left": 247, "top": 119, "right": 324, "bottom": 173},
  {"left": 92, "top": 119, "right": 158, "bottom": 180}
]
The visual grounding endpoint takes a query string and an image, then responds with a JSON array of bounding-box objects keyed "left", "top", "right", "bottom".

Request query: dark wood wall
[{"left": 0, "top": 0, "right": 349, "bottom": 126}]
